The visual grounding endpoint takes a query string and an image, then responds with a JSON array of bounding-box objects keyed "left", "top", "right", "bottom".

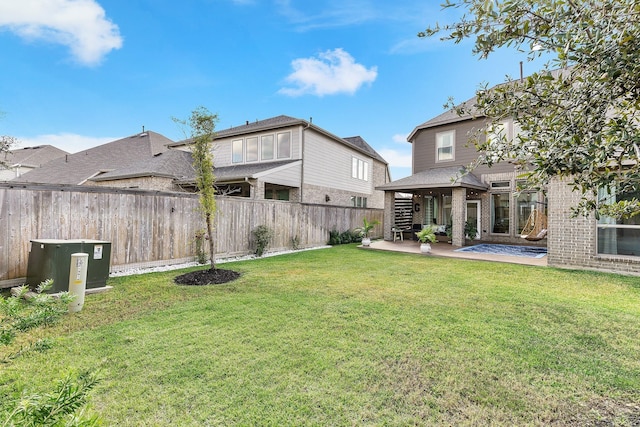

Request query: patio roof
[{"left": 376, "top": 166, "right": 487, "bottom": 192}]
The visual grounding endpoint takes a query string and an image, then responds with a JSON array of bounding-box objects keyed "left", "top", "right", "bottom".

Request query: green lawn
[{"left": 2, "top": 245, "right": 640, "bottom": 426}]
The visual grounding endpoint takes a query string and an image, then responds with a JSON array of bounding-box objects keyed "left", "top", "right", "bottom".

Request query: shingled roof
[
  {"left": 376, "top": 166, "right": 487, "bottom": 192},
  {"left": 15, "top": 131, "right": 175, "bottom": 185},
  {"left": 1, "top": 145, "right": 68, "bottom": 168},
  {"left": 90, "top": 149, "right": 194, "bottom": 182}
]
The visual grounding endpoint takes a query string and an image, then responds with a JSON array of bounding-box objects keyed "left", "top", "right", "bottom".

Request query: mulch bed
[{"left": 174, "top": 268, "right": 241, "bottom": 286}]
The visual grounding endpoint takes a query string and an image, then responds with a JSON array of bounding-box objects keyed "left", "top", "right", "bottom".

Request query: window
[
  {"left": 517, "top": 192, "right": 539, "bottom": 235},
  {"left": 597, "top": 187, "right": 640, "bottom": 256},
  {"left": 246, "top": 137, "right": 258, "bottom": 162},
  {"left": 351, "top": 157, "right": 369, "bottom": 181},
  {"left": 436, "top": 130, "right": 455, "bottom": 162},
  {"left": 265, "top": 185, "right": 290, "bottom": 201},
  {"left": 491, "top": 193, "right": 510, "bottom": 234},
  {"left": 261, "top": 135, "right": 274, "bottom": 160},
  {"left": 491, "top": 181, "right": 511, "bottom": 188},
  {"left": 442, "top": 195, "right": 452, "bottom": 225},
  {"left": 351, "top": 196, "right": 368, "bottom": 208},
  {"left": 232, "top": 139, "right": 243, "bottom": 163},
  {"left": 277, "top": 132, "right": 291, "bottom": 159}
]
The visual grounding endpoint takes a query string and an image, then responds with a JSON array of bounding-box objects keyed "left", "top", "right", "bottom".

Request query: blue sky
[{"left": 0, "top": 0, "right": 546, "bottom": 180}]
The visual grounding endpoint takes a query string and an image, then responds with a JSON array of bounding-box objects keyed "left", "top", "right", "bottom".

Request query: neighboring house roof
[
  {"left": 175, "top": 160, "right": 301, "bottom": 184},
  {"left": 1, "top": 145, "right": 68, "bottom": 168},
  {"left": 15, "top": 131, "right": 175, "bottom": 185},
  {"left": 90, "top": 150, "right": 194, "bottom": 182},
  {"left": 376, "top": 166, "right": 487, "bottom": 192},
  {"left": 171, "top": 115, "right": 388, "bottom": 165}
]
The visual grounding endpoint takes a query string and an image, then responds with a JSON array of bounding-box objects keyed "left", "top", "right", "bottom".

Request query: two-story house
[
  {"left": 379, "top": 94, "right": 640, "bottom": 276},
  {"left": 378, "top": 99, "right": 543, "bottom": 248},
  {"left": 16, "top": 116, "right": 390, "bottom": 210},
  {"left": 170, "top": 115, "right": 390, "bottom": 209}
]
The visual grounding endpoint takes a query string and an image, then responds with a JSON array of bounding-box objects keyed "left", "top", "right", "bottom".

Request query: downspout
[{"left": 300, "top": 118, "right": 312, "bottom": 203}]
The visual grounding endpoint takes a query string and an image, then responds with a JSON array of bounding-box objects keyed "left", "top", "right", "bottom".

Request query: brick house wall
[{"left": 547, "top": 177, "right": 640, "bottom": 275}]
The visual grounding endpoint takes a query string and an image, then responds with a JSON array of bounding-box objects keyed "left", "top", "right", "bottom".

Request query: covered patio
[
  {"left": 364, "top": 240, "right": 548, "bottom": 267},
  {"left": 377, "top": 166, "right": 488, "bottom": 247}
]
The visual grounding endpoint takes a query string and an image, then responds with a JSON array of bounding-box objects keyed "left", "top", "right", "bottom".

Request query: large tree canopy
[{"left": 421, "top": 0, "right": 640, "bottom": 218}]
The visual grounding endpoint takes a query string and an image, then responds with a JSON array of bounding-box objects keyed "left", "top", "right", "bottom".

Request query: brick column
[
  {"left": 451, "top": 187, "right": 465, "bottom": 247},
  {"left": 383, "top": 191, "right": 395, "bottom": 241}
]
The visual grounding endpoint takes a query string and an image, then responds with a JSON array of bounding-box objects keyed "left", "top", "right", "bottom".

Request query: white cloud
[
  {"left": 17, "top": 133, "right": 119, "bottom": 153},
  {"left": 378, "top": 148, "right": 412, "bottom": 169},
  {"left": 279, "top": 48, "right": 377, "bottom": 97},
  {"left": 0, "top": 0, "right": 123, "bottom": 66},
  {"left": 392, "top": 133, "right": 409, "bottom": 144}
]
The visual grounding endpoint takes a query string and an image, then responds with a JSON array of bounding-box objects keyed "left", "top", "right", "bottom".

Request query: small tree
[{"left": 174, "top": 107, "right": 219, "bottom": 270}]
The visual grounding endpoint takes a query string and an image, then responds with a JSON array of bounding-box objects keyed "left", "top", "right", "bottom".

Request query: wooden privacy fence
[{"left": 0, "top": 184, "right": 383, "bottom": 285}]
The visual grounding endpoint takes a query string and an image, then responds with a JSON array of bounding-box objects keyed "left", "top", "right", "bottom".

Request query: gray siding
[
  {"left": 412, "top": 118, "right": 516, "bottom": 176},
  {"left": 261, "top": 163, "right": 302, "bottom": 187},
  {"left": 303, "top": 129, "right": 371, "bottom": 194}
]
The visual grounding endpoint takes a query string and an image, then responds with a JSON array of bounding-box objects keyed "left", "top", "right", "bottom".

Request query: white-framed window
[
  {"left": 261, "top": 135, "right": 274, "bottom": 160},
  {"left": 246, "top": 137, "right": 258, "bottom": 162},
  {"left": 351, "top": 157, "right": 369, "bottom": 181},
  {"left": 597, "top": 187, "right": 640, "bottom": 256},
  {"left": 245, "top": 136, "right": 258, "bottom": 162},
  {"left": 351, "top": 196, "right": 368, "bottom": 208},
  {"left": 277, "top": 132, "right": 291, "bottom": 159},
  {"left": 436, "top": 130, "right": 455, "bottom": 162},
  {"left": 232, "top": 139, "right": 243, "bottom": 163}
]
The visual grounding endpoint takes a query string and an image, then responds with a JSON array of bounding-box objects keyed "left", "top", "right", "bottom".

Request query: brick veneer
[{"left": 547, "top": 177, "right": 640, "bottom": 276}]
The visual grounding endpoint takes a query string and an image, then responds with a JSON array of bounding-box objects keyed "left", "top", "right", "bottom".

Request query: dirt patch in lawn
[{"left": 174, "top": 268, "right": 241, "bottom": 286}]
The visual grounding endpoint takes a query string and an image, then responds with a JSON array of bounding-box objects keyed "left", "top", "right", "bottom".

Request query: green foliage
[
  {"left": 415, "top": 225, "right": 437, "bottom": 243},
  {"left": 3, "top": 370, "right": 100, "bottom": 427},
  {"left": 422, "top": 0, "right": 640, "bottom": 217},
  {"left": 1, "top": 282, "right": 100, "bottom": 426},
  {"left": 174, "top": 106, "right": 219, "bottom": 269},
  {"left": 354, "top": 217, "right": 380, "bottom": 238},
  {"left": 0, "top": 281, "right": 73, "bottom": 347},
  {"left": 328, "top": 229, "right": 361, "bottom": 245},
  {"left": 464, "top": 220, "right": 478, "bottom": 239},
  {"left": 252, "top": 225, "right": 274, "bottom": 257}
]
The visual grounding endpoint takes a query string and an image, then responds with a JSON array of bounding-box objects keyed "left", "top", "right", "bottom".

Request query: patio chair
[{"left": 520, "top": 209, "right": 548, "bottom": 241}]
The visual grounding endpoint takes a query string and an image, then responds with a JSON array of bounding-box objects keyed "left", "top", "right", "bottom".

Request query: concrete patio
[{"left": 364, "top": 239, "right": 548, "bottom": 267}]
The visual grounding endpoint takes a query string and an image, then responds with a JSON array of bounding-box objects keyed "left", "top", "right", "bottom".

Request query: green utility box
[{"left": 26, "top": 239, "right": 112, "bottom": 293}]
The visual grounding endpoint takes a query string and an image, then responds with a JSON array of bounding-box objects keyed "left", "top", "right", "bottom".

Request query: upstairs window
[
  {"left": 232, "top": 139, "right": 243, "bottom": 163},
  {"left": 277, "top": 132, "right": 291, "bottom": 159},
  {"left": 436, "top": 130, "right": 455, "bottom": 162},
  {"left": 246, "top": 137, "right": 258, "bottom": 162},
  {"left": 261, "top": 135, "right": 274, "bottom": 160},
  {"left": 351, "top": 157, "right": 369, "bottom": 181}
]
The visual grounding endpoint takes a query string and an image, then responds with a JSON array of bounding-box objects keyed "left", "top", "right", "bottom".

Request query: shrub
[
  {"left": 328, "top": 229, "right": 361, "bottom": 245},
  {"left": 253, "top": 225, "right": 274, "bottom": 257}
]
